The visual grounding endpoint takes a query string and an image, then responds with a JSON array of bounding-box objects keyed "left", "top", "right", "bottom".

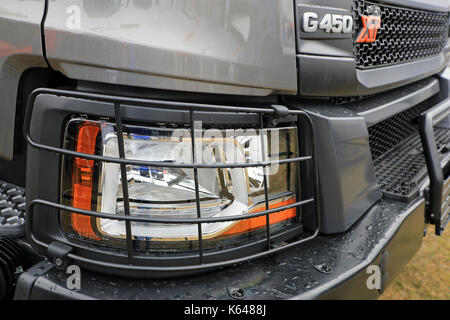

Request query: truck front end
[{"left": 0, "top": 0, "right": 448, "bottom": 300}]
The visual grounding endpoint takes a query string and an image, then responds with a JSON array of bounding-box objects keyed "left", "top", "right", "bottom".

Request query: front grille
[
  {"left": 332, "top": 95, "right": 371, "bottom": 105},
  {"left": 373, "top": 127, "right": 450, "bottom": 201},
  {"left": 368, "top": 103, "right": 429, "bottom": 160},
  {"left": 369, "top": 104, "right": 450, "bottom": 202},
  {"left": 352, "top": 0, "right": 449, "bottom": 69}
]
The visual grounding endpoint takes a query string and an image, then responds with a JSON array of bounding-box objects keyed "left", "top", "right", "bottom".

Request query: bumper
[{"left": 14, "top": 198, "right": 425, "bottom": 300}]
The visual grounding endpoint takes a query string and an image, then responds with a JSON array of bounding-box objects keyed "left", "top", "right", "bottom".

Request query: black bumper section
[{"left": 14, "top": 198, "right": 425, "bottom": 300}]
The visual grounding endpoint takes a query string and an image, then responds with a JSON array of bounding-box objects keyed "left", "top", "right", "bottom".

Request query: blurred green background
[{"left": 380, "top": 225, "right": 449, "bottom": 300}]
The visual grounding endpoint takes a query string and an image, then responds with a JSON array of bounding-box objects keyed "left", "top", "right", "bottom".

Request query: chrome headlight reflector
[{"left": 61, "top": 118, "right": 300, "bottom": 252}]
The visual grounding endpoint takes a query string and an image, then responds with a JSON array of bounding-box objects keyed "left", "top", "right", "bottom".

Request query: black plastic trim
[
  {"left": 297, "top": 53, "right": 447, "bottom": 97},
  {"left": 350, "top": 77, "right": 440, "bottom": 127}
]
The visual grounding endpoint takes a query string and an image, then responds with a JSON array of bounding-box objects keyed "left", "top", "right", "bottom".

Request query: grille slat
[{"left": 353, "top": 0, "right": 449, "bottom": 69}]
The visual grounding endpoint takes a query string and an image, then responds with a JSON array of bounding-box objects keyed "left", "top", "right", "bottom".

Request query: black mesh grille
[
  {"left": 352, "top": 0, "right": 449, "bottom": 69},
  {"left": 332, "top": 95, "right": 370, "bottom": 105},
  {"left": 373, "top": 128, "right": 450, "bottom": 201},
  {"left": 368, "top": 103, "right": 429, "bottom": 161},
  {"left": 368, "top": 104, "right": 450, "bottom": 202}
]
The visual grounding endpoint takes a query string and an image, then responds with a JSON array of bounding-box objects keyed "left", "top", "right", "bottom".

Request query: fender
[{"left": 0, "top": 0, "right": 47, "bottom": 160}]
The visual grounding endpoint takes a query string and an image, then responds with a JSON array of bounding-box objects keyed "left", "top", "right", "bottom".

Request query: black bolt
[
  {"left": 55, "top": 258, "right": 64, "bottom": 267},
  {"left": 321, "top": 265, "right": 332, "bottom": 273},
  {"left": 314, "top": 263, "right": 332, "bottom": 274},
  {"left": 227, "top": 287, "right": 246, "bottom": 300}
]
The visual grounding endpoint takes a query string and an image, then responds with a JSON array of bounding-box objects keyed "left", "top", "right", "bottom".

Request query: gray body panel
[
  {"left": 0, "top": 0, "right": 46, "bottom": 160},
  {"left": 44, "top": 0, "right": 297, "bottom": 96},
  {"left": 43, "top": 0, "right": 450, "bottom": 98}
]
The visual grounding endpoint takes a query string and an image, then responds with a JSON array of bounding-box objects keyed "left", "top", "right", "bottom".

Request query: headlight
[{"left": 61, "top": 118, "right": 300, "bottom": 252}]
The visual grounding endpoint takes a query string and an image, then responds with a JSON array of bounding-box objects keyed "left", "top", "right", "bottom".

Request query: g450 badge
[
  {"left": 303, "top": 12, "right": 353, "bottom": 33},
  {"left": 297, "top": 5, "right": 353, "bottom": 39}
]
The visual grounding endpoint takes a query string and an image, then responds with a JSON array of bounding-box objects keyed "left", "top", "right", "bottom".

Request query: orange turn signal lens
[
  {"left": 221, "top": 197, "right": 297, "bottom": 237},
  {"left": 71, "top": 123, "right": 100, "bottom": 239}
]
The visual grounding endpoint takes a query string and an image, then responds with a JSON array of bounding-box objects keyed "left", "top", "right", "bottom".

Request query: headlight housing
[{"left": 61, "top": 118, "right": 301, "bottom": 253}]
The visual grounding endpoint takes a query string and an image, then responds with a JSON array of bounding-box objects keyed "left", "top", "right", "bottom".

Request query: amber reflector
[
  {"left": 221, "top": 197, "right": 297, "bottom": 237},
  {"left": 71, "top": 123, "right": 100, "bottom": 239}
]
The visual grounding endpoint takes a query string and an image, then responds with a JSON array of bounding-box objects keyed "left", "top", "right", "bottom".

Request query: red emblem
[{"left": 356, "top": 15, "right": 381, "bottom": 43}]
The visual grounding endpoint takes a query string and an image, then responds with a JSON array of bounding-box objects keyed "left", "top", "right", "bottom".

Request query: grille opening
[
  {"left": 369, "top": 104, "right": 450, "bottom": 202},
  {"left": 352, "top": 0, "right": 449, "bottom": 69}
]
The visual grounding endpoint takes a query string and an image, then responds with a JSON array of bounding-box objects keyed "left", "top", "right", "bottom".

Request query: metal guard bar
[
  {"left": 24, "top": 88, "right": 321, "bottom": 273},
  {"left": 419, "top": 97, "right": 450, "bottom": 235}
]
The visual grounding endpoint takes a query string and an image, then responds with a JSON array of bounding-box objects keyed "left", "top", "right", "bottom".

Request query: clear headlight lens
[{"left": 61, "top": 118, "right": 300, "bottom": 252}]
